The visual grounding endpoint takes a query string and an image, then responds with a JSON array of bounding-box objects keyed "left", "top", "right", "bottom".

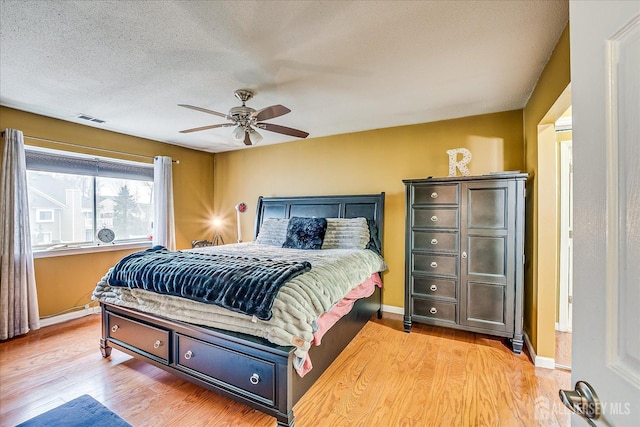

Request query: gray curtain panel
[
  {"left": 0, "top": 128, "right": 40, "bottom": 340},
  {"left": 152, "top": 155, "right": 176, "bottom": 250}
]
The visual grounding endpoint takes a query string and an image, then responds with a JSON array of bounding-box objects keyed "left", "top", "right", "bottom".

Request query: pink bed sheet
[{"left": 297, "top": 273, "right": 383, "bottom": 377}]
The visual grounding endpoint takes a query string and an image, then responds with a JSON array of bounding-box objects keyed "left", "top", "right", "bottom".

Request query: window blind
[{"left": 25, "top": 149, "right": 154, "bottom": 181}]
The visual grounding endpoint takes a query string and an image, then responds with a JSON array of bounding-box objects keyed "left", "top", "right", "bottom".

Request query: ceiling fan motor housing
[{"left": 229, "top": 105, "right": 256, "bottom": 121}]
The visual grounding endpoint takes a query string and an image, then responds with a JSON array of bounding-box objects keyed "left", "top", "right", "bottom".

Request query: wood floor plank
[{"left": 0, "top": 313, "right": 571, "bottom": 427}]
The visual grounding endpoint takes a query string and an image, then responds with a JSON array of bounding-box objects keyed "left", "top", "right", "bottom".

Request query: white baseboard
[
  {"left": 524, "top": 331, "right": 555, "bottom": 369},
  {"left": 381, "top": 305, "right": 404, "bottom": 315},
  {"left": 39, "top": 306, "right": 101, "bottom": 328}
]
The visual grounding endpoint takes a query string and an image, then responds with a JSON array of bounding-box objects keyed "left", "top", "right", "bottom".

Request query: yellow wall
[
  {"left": 2, "top": 24, "right": 568, "bottom": 342},
  {"left": 523, "top": 24, "right": 571, "bottom": 359},
  {"left": 213, "top": 110, "right": 524, "bottom": 308},
  {"left": 0, "top": 107, "right": 216, "bottom": 317}
]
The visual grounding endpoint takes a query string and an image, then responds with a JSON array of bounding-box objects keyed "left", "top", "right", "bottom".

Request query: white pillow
[
  {"left": 321, "top": 217, "right": 370, "bottom": 250},
  {"left": 255, "top": 218, "right": 289, "bottom": 246}
]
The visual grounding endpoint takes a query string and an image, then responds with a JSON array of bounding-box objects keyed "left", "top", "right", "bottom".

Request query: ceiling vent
[{"left": 76, "top": 114, "right": 105, "bottom": 124}]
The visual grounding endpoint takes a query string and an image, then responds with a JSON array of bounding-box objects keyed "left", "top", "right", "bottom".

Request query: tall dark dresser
[{"left": 403, "top": 173, "right": 527, "bottom": 353}]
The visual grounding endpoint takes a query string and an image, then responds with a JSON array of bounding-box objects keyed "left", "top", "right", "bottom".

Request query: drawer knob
[
  {"left": 430, "top": 284, "right": 438, "bottom": 292},
  {"left": 184, "top": 350, "right": 193, "bottom": 360},
  {"left": 250, "top": 373, "right": 260, "bottom": 385},
  {"left": 111, "top": 325, "right": 119, "bottom": 333},
  {"left": 430, "top": 307, "right": 438, "bottom": 314},
  {"left": 154, "top": 340, "right": 162, "bottom": 349},
  {"left": 430, "top": 261, "right": 438, "bottom": 268},
  {"left": 431, "top": 192, "right": 438, "bottom": 199},
  {"left": 431, "top": 238, "right": 438, "bottom": 245},
  {"left": 431, "top": 215, "right": 438, "bottom": 222}
]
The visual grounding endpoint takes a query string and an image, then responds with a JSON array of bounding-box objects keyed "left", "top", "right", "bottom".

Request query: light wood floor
[
  {"left": 555, "top": 331, "right": 572, "bottom": 369},
  {"left": 0, "top": 313, "right": 571, "bottom": 426}
]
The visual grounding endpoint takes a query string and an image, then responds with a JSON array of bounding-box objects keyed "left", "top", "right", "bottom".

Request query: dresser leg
[
  {"left": 403, "top": 316, "right": 412, "bottom": 333},
  {"left": 510, "top": 337, "right": 524, "bottom": 354}
]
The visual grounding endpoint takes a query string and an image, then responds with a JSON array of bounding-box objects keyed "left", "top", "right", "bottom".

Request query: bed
[{"left": 94, "top": 193, "right": 385, "bottom": 427}]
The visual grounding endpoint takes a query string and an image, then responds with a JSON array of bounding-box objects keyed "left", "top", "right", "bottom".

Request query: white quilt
[{"left": 92, "top": 242, "right": 386, "bottom": 361}]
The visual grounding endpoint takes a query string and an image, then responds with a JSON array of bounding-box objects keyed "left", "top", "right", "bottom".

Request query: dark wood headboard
[{"left": 254, "top": 193, "right": 385, "bottom": 248}]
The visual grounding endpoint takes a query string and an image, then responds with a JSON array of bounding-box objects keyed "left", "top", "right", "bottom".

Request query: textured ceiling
[{"left": 0, "top": 0, "right": 569, "bottom": 153}]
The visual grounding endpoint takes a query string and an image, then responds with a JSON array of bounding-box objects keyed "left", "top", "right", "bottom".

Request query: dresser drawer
[
  {"left": 412, "top": 276, "right": 456, "bottom": 299},
  {"left": 413, "top": 253, "right": 457, "bottom": 277},
  {"left": 176, "top": 334, "right": 275, "bottom": 404},
  {"left": 413, "top": 207, "right": 458, "bottom": 228},
  {"left": 107, "top": 312, "right": 169, "bottom": 362},
  {"left": 412, "top": 298, "right": 456, "bottom": 323},
  {"left": 413, "top": 230, "right": 458, "bottom": 252},
  {"left": 413, "top": 184, "right": 458, "bottom": 205}
]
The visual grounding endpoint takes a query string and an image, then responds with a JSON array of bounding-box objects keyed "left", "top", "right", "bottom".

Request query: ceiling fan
[{"left": 178, "top": 89, "right": 309, "bottom": 146}]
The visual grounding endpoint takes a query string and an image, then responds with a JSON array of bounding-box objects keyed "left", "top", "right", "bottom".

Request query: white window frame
[{"left": 25, "top": 146, "right": 154, "bottom": 257}]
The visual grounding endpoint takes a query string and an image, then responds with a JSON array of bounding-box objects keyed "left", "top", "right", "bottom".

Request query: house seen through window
[{"left": 25, "top": 147, "right": 154, "bottom": 249}]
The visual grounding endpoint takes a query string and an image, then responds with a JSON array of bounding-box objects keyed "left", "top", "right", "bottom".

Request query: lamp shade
[
  {"left": 248, "top": 128, "right": 263, "bottom": 144},
  {"left": 232, "top": 125, "right": 245, "bottom": 141}
]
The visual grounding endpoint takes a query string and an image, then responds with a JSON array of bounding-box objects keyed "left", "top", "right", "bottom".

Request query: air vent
[{"left": 76, "top": 114, "right": 105, "bottom": 124}]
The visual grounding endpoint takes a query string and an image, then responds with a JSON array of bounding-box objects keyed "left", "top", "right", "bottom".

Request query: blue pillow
[{"left": 282, "top": 217, "right": 328, "bottom": 250}]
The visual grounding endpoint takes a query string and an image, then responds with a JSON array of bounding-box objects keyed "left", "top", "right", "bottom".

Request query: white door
[{"left": 569, "top": 1, "right": 640, "bottom": 426}]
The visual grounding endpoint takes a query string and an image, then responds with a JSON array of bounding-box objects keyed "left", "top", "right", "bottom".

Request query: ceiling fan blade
[
  {"left": 259, "top": 123, "right": 309, "bottom": 139},
  {"left": 178, "top": 104, "right": 228, "bottom": 119},
  {"left": 243, "top": 131, "right": 252, "bottom": 146},
  {"left": 179, "top": 123, "right": 233, "bottom": 133},
  {"left": 251, "top": 105, "right": 291, "bottom": 122}
]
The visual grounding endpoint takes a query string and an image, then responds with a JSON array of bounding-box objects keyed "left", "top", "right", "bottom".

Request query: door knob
[{"left": 558, "top": 381, "right": 602, "bottom": 426}]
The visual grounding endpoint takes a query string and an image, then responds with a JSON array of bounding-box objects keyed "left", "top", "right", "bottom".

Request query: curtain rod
[{"left": 1, "top": 132, "right": 179, "bottom": 163}]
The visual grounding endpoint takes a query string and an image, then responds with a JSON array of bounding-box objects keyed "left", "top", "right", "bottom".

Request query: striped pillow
[
  {"left": 255, "top": 218, "right": 289, "bottom": 246},
  {"left": 321, "top": 217, "right": 370, "bottom": 250}
]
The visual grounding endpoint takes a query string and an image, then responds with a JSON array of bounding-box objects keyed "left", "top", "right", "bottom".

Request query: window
[
  {"left": 25, "top": 147, "right": 154, "bottom": 250},
  {"left": 36, "top": 209, "right": 54, "bottom": 223}
]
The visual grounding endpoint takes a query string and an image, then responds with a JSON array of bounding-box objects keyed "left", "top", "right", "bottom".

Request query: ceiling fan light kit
[
  {"left": 179, "top": 89, "right": 309, "bottom": 146},
  {"left": 232, "top": 125, "right": 246, "bottom": 141},
  {"left": 248, "top": 127, "right": 263, "bottom": 144}
]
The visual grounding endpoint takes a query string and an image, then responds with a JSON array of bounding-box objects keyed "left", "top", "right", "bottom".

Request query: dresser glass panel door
[{"left": 460, "top": 181, "right": 516, "bottom": 333}]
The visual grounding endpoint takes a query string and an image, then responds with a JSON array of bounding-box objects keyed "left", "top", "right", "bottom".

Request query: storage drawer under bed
[
  {"left": 106, "top": 312, "right": 170, "bottom": 362},
  {"left": 175, "top": 333, "right": 276, "bottom": 404}
]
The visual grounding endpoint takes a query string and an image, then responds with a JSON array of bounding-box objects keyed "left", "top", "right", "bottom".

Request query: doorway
[{"left": 555, "top": 107, "right": 572, "bottom": 370}]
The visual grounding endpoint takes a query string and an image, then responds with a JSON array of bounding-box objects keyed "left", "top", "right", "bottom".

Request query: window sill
[{"left": 33, "top": 241, "right": 152, "bottom": 259}]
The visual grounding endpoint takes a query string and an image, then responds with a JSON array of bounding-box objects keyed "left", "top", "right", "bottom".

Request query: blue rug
[{"left": 16, "top": 394, "right": 131, "bottom": 427}]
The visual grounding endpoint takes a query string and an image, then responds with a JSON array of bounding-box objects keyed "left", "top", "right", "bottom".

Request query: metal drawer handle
[
  {"left": 430, "top": 192, "right": 438, "bottom": 199},
  {"left": 250, "top": 373, "right": 260, "bottom": 385},
  {"left": 154, "top": 340, "right": 162, "bottom": 349},
  {"left": 431, "top": 238, "right": 438, "bottom": 245},
  {"left": 184, "top": 350, "right": 193, "bottom": 360},
  {"left": 430, "top": 307, "right": 438, "bottom": 314},
  {"left": 430, "top": 284, "right": 438, "bottom": 292},
  {"left": 111, "top": 325, "right": 119, "bottom": 333},
  {"left": 430, "top": 261, "right": 438, "bottom": 268},
  {"left": 462, "top": 251, "right": 467, "bottom": 259},
  {"left": 431, "top": 215, "right": 438, "bottom": 222}
]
